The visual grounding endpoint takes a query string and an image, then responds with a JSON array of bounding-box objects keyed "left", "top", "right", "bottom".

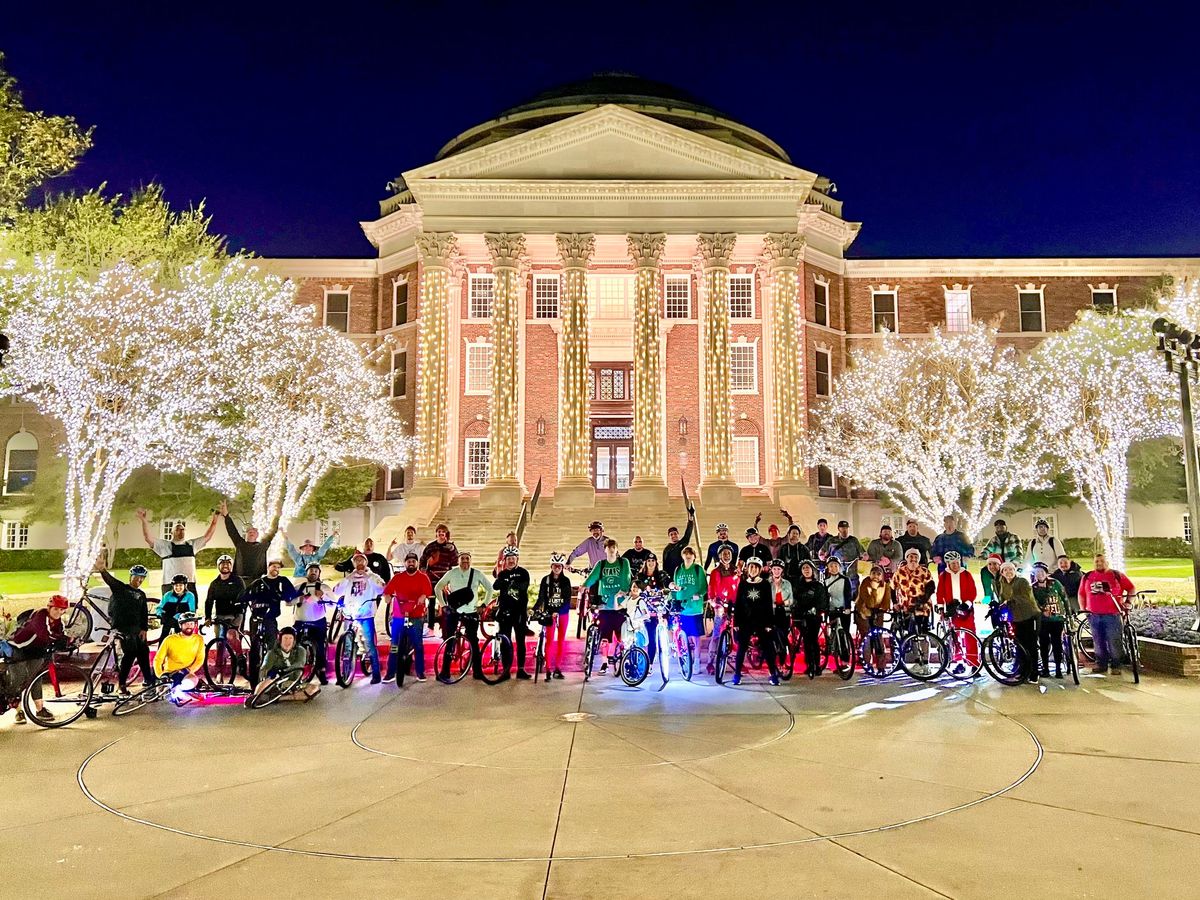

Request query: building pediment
[{"left": 402, "top": 105, "right": 819, "bottom": 185}]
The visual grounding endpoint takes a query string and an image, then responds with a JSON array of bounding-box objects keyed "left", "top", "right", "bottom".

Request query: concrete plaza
[{"left": 2, "top": 666, "right": 1196, "bottom": 899}]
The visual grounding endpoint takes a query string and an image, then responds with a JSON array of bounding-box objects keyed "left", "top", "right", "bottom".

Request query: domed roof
[{"left": 436, "top": 72, "right": 791, "bottom": 164}]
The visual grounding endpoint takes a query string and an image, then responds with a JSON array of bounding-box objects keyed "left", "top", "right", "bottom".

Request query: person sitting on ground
[
  {"left": 153, "top": 612, "right": 206, "bottom": 703},
  {"left": 250, "top": 627, "right": 321, "bottom": 703},
  {"left": 535, "top": 553, "right": 573, "bottom": 680},
  {"left": 219, "top": 499, "right": 279, "bottom": 581},
  {"left": 156, "top": 574, "right": 197, "bottom": 637},
  {"left": 136, "top": 507, "right": 218, "bottom": 600},
  {"left": 1031, "top": 562, "right": 1068, "bottom": 679},
  {"left": 333, "top": 551, "right": 387, "bottom": 684},
  {"left": 704, "top": 523, "right": 738, "bottom": 570},
  {"left": 2, "top": 594, "right": 69, "bottom": 723},
  {"left": 382, "top": 552, "right": 432, "bottom": 682},
  {"left": 493, "top": 546, "right": 533, "bottom": 680},
  {"left": 931, "top": 514, "right": 974, "bottom": 573},
  {"left": 582, "top": 539, "right": 632, "bottom": 675},
  {"left": 792, "top": 560, "right": 828, "bottom": 678},
  {"left": 731, "top": 558, "right": 780, "bottom": 686},
  {"left": 995, "top": 561, "right": 1042, "bottom": 683},
  {"left": 434, "top": 551, "right": 494, "bottom": 681},
  {"left": 292, "top": 563, "right": 334, "bottom": 685},
  {"left": 283, "top": 529, "right": 337, "bottom": 579}
]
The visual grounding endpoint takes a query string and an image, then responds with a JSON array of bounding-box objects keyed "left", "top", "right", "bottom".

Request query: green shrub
[
  {"left": 111, "top": 547, "right": 163, "bottom": 569},
  {"left": 0, "top": 549, "right": 66, "bottom": 571},
  {"left": 1063, "top": 537, "right": 1191, "bottom": 559}
]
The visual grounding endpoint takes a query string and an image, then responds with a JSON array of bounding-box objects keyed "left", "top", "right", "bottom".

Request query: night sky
[{"left": 6, "top": 1, "right": 1198, "bottom": 260}]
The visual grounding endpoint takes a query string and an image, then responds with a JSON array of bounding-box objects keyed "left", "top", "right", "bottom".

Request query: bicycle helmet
[
  {"left": 745, "top": 557, "right": 764, "bottom": 568},
  {"left": 129, "top": 564, "right": 149, "bottom": 578},
  {"left": 502, "top": 546, "right": 520, "bottom": 559},
  {"left": 176, "top": 612, "right": 200, "bottom": 625},
  {"left": 588, "top": 520, "right": 603, "bottom": 530},
  {"left": 549, "top": 552, "right": 567, "bottom": 567},
  {"left": 943, "top": 551, "right": 961, "bottom": 563},
  {"left": 306, "top": 561, "right": 322, "bottom": 572},
  {"left": 49, "top": 594, "right": 70, "bottom": 609},
  {"left": 769, "top": 559, "right": 784, "bottom": 569},
  {"left": 171, "top": 574, "right": 189, "bottom": 585},
  {"left": 216, "top": 554, "right": 234, "bottom": 566},
  {"left": 715, "top": 523, "right": 728, "bottom": 532}
]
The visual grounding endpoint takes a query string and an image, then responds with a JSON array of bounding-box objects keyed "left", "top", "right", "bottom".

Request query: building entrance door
[{"left": 592, "top": 422, "right": 633, "bottom": 493}]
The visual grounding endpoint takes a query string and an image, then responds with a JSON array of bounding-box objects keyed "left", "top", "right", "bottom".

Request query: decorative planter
[{"left": 1137, "top": 636, "right": 1200, "bottom": 677}]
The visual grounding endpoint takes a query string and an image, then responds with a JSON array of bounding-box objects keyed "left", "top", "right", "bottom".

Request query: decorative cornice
[
  {"left": 414, "top": 232, "right": 459, "bottom": 268},
  {"left": 360, "top": 206, "right": 422, "bottom": 248},
  {"left": 627, "top": 233, "right": 666, "bottom": 269},
  {"left": 844, "top": 258, "right": 1200, "bottom": 279},
  {"left": 696, "top": 233, "right": 738, "bottom": 269},
  {"left": 796, "top": 206, "right": 861, "bottom": 251},
  {"left": 409, "top": 179, "right": 806, "bottom": 202},
  {"left": 555, "top": 233, "right": 596, "bottom": 269},
  {"left": 484, "top": 233, "right": 527, "bottom": 269},
  {"left": 762, "top": 233, "right": 805, "bottom": 269}
]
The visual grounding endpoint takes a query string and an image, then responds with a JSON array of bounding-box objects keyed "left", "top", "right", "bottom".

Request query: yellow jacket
[{"left": 153, "top": 632, "right": 206, "bottom": 677}]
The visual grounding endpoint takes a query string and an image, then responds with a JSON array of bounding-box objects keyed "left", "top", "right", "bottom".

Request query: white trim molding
[
  {"left": 846, "top": 257, "right": 1200, "bottom": 279},
  {"left": 870, "top": 284, "right": 899, "bottom": 333},
  {"left": 1089, "top": 282, "right": 1119, "bottom": 311},
  {"left": 943, "top": 282, "right": 973, "bottom": 332},
  {"left": 1016, "top": 283, "right": 1047, "bottom": 334},
  {"left": 321, "top": 285, "right": 353, "bottom": 332}
]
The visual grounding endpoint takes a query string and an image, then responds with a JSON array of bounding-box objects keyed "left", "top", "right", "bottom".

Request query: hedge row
[{"left": 1060, "top": 537, "right": 1193, "bottom": 559}]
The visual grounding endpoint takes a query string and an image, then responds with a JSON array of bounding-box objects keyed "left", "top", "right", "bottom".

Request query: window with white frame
[
  {"left": 815, "top": 348, "right": 832, "bottom": 397},
  {"left": 392, "top": 279, "right": 409, "bottom": 327},
  {"left": 317, "top": 518, "right": 341, "bottom": 544},
  {"left": 468, "top": 274, "right": 495, "bottom": 319},
  {"left": 3, "top": 520, "right": 29, "bottom": 550},
  {"left": 1123, "top": 514, "right": 1132, "bottom": 538},
  {"left": 3, "top": 431, "right": 38, "bottom": 495},
  {"left": 391, "top": 350, "right": 408, "bottom": 398},
  {"left": 1031, "top": 513, "right": 1059, "bottom": 536},
  {"left": 817, "top": 465, "right": 836, "bottom": 492},
  {"left": 1090, "top": 284, "right": 1117, "bottom": 313},
  {"left": 464, "top": 438, "right": 490, "bottom": 488},
  {"left": 944, "top": 287, "right": 972, "bottom": 332},
  {"left": 464, "top": 342, "right": 493, "bottom": 394},
  {"left": 387, "top": 466, "right": 405, "bottom": 492},
  {"left": 664, "top": 275, "right": 691, "bottom": 319},
  {"left": 1018, "top": 287, "right": 1045, "bottom": 332},
  {"left": 1185, "top": 513, "right": 1192, "bottom": 544},
  {"left": 872, "top": 289, "right": 898, "bottom": 333},
  {"left": 728, "top": 274, "right": 755, "bottom": 318},
  {"left": 587, "top": 274, "right": 633, "bottom": 319},
  {"left": 732, "top": 436, "right": 759, "bottom": 486},
  {"left": 533, "top": 274, "right": 560, "bottom": 319},
  {"left": 813, "top": 277, "right": 829, "bottom": 327},
  {"left": 880, "top": 513, "right": 907, "bottom": 534},
  {"left": 324, "top": 290, "right": 350, "bottom": 332},
  {"left": 161, "top": 519, "right": 186, "bottom": 541},
  {"left": 730, "top": 342, "right": 759, "bottom": 394}
]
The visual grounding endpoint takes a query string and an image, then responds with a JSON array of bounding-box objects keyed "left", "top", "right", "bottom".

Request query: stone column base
[
  {"left": 404, "top": 477, "right": 451, "bottom": 525},
  {"left": 699, "top": 479, "right": 742, "bottom": 507},
  {"left": 773, "top": 479, "right": 820, "bottom": 525},
  {"left": 628, "top": 477, "right": 669, "bottom": 506},
  {"left": 479, "top": 478, "right": 524, "bottom": 509},
  {"left": 553, "top": 476, "right": 596, "bottom": 509}
]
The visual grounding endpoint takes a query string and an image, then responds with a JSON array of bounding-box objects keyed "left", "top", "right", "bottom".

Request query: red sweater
[
  {"left": 706, "top": 567, "right": 739, "bottom": 608},
  {"left": 383, "top": 570, "right": 434, "bottom": 619},
  {"left": 936, "top": 569, "right": 978, "bottom": 606},
  {"left": 1079, "top": 569, "right": 1135, "bottom": 616}
]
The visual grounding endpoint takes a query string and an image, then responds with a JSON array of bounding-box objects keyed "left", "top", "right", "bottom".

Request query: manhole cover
[{"left": 559, "top": 712, "right": 596, "bottom": 723}]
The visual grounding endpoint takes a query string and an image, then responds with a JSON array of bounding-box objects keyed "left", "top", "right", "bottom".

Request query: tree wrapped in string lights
[
  {"left": 1034, "top": 307, "right": 1178, "bottom": 569},
  {"left": 803, "top": 323, "right": 1046, "bottom": 539}
]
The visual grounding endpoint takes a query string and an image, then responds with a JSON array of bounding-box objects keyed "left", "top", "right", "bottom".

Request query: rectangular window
[
  {"left": 944, "top": 289, "right": 971, "bottom": 332},
  {"left": 588, "top": 274, "right": 633, "bottom": 319},
  {"left": 533, "top": 275, "right": 560, "bottom": 319},
  {"left": 817, "top": 465, "right": 836, "bottom": 493},
  {"left": 317, "top": 518, "right": 341, "bottom": 544},
  {"left": 664, "top": 275, "right": 691, "bottom": 319},
  {"left": 732, "top": 436, "right": 759, "bottom": 486},
  {"left": 881, "top": 514, "right": 907, "bottom": 533},
  {"left": 3, "top": 448, "right": 37, "bottom": 495},
  {"left": 465, "top": 343, "right": 493, "bottom": 394},
  {"left": 1092, "top": 289, "right": 1117, "bottom": 313},
  {"left": 1031, "top": 513, "right": 1059, "bottom": 536},
  {"left": 813, "top": 279, "right": 829, "bottom": 327},
  {"left": 161, "top": 519, "right": 186, "bottom": 541},
  {"left": 324, "top": 291, "right": 350, "bottom": 333},
  {"left": 468, "top": 274, "right": 495, "bottom": 319},
  {"left": 729, "top": 274, "right": 755, "bottom": 318},
  {"left": 872, "top": 291, "right": 898, "bottom": 333},
  {"left": 391, "top": 350, "right": 408, "bottom": 399},
  {"left": 1185, "top": 513, "right": 1192, "bottom": 544},
  {"left": 730, "top": 343, "right": 759, "bottom": 394},
  {"left": 595, "top": 368, "right": 629, "bottom": 401},
  {"left": 3, "top": 521, "right": 29, "bottom": 550},
  {"left": 392, "top": 280, "right": 409, "bottom": 327},
  {"left": 465, "top": 438, "right": 490, "bottom": 488},
  {"left": 1019, "top": 291, "right": 1045, "bottom": 332},
  {"left": 815, "top": 348, "right": 832, "bottom": 397},
  {"left": 387, "top": 467, "right": 405, "bottom": 492}
]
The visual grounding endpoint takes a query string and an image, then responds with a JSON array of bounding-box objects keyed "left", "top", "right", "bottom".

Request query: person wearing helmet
[
  {"left": 332, "top": 552, "right": 387, "bottom": 684},
  {"left": 382, "top": 552, "right": 432, "bottom": 682},
  {"left": 3, "top": 595, "right": 70, "bottom": 723},
  {"left": 136, "top": 507, "right": 219, "bottom": 600},
  {"left": 704, "top": 523, "right": 738, "bottom": 570},
  {"left": 493, "top": 546, "right": 532, "bottom": 679},
  {"left": 156, "top": 573, "right": 197, "bottom": 638},
  {"left": 731, "top": 558, "right": 780, "bottom": 685},
  {"left": 1026, "top": 519, "right": 1063, "bottom": 574},
  {"left": 239, "top": 558, "right": 299, "bottom": 683},
  {"left": 281, "top": 527, "right": 339, "bottom": 579},
  {"left": 205, "top": 554, "right": 248, "bottom": 664},
  {"left": 492, "top": 532, "right": 520, "bottom": 578},
  {"left": 250, "top": 627, "right": 321, "bottom": 704},
  {"left": 582, "top": 539, "right": 632, "bottom": 675},
  {"left": 534, "top": 553, "right": 573, "bottom": 679},
  {"left": 153, "top": 612, "right": 205, "bottom": 703},
  {"left": 932, "top": 514, "right": 973, "bottom": 574},
  {"left": 936, "top": 551, "right": 979, "bottom": 672},
  {"left": 705, "top": 546, "right": 739, "bottom": 673},
  {"left": 100, "top": 564, "right": 157, "bottom": 696},
  {"left": 294, "top": 563, "right": 335, "bottom": 685}
]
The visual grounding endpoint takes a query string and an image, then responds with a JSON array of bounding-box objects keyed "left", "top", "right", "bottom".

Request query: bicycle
[
  {"left": 581, "top": 604, "right": 604, "bottom": 682},
  {"left": 392, "top": 625, "right": 418, "bottom": 687},
  {"left": 334, "top": 609, "right": 377, "bottom": 687},
  {"left": 1072, "top": 610, "right": 1095, "bottom": 664},
  {"left": 1121, "top": 590, "right": 1155, "bottom": 684},
  {"left": 893, "top": 608, "right": 949, "bottom": 681},
  {"left": 615, "top": 597, "right": 651, "bottom": 687},
  {"left": 435, "top": 611, "right": 482, "bottom": 684},
  {"left": 247, "top": 666, "right": 307, "bottom": 709},
  {"left": 980, "top": 603, "right": 1027, "bottom": 686},
  {"left": 857, "top": 612, "right": 899, "bottom": 679},
  {"left": 529, "top": 605, "right": 555, "bottom": 684},
  {"left": 821, "top": 612, "right": 857, "bottom": 681},
  {"left": 112, "top": 677, "right": 178, "bottom": 716},
  {"left": 711, "top": 598, "right": 737, "bottom": 684},
  {"left": 647, "top": 592, "right": 692, "bottom": 685},
  {"left": 203, "top": 615, "right": 251, "bottom": 686},
  {"left": 478, "top": 604, "right": 512, "bottom": 685},
  {"left": 20, "top": 629, "right": 132, "bottom": 728},
  {"left": 17, "top": 584, "right": 163, "bottom": 648},
  {"left": 935, "top": 605, "right": 982, "bottom": 680}
]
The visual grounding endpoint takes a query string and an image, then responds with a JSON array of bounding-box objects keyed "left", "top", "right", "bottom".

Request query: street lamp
[{"left": 1152, "top": 316, "right": 1200, "bottom": 630}]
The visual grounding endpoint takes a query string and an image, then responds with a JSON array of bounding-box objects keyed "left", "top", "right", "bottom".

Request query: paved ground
[{"left": 2, "top": 666, "right": 1196, "bottom": 899}]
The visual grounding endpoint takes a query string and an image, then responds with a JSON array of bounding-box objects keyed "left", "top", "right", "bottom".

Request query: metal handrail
[{"left": 515, "top": 477, "right": 543, "bottom": 545}]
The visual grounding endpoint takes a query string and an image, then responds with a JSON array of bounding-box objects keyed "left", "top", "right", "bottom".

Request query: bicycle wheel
[
  {"left": 23, "top": 662, "right": 94, "bottom": 728},
  {"left": 298, "top": 639, "right": 317, "bottom": 684},
  {"left": 899, "top": 631, "right": 948, "bottom": 681},
  {"left": 479, "top": 634, "right": 511, "bottom": 685},
  {"left": 831, "top": 627, "right": 856, "bottom": 681},
  {"left": 62, "top": 604, "right": 94, "bottom": 645},
  {"left": 981, "top": 631, "right": 1025, "bottom": 686},
  {"left": 435, "top": 636, "right": 471, "bottom": 684},
  {"left": 657, "top": 625, "right": 671, "bottom": 685},
  {"left": 859, "top": 628, "right": 898, "bottom": 678},
  {"left": 145, "top": 611, "right": 164, "bottom": 646},
  {"left": 1063, "top": 630, "right": 1080, "bottom": 685},
  {"left": 395, "top": 631, "right": 412, "bottom": 688},
  {"left": 113, "top": 680, "right": 171, "bottom": 716},
  {"left": 582, "top": 626, "right": 599, "bottom": 682},
  {"left": 714, "top": 628, "right": 732, "bottom": 684},
  {"left": 620, "top": 646, "right": 650, "bottom": 686},
  {"left": 814, "top": 624, "right": 829, "bottom": 676},
  {"left": 747, "top": 639, "right": 762, "bottom": 670},
  {"left": 249, "top": 668, "right": 305, "bottom": 709},
  {"left": 1075, "top": 615, "right": 1096, "bottom": 663},
  {"left": 335, "top": 633, "right": 358, "bottom": 687},
  {"left": 1124, "top": 622, "right": 1140, "bottom": 684},
  {"left": 534, "top": 631, "right": 547, "bottom": 683},
  {"left": 776, "top": 631, "right": 794, "bottom": 681},
  {"left": 204, "top": 636, "right": 237, "bottom": 686},
  {"left": 946, "top": 628, "right": 982, "bottom": 680}
]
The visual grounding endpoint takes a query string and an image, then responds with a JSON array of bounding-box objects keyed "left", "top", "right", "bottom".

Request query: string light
[
  {"left": 803, "top": 322, "right": 1048, "bottom": 540},
  {"left": 763, "top": 234, "right": 805, "bottom": 481},
  {"left": 697, "top": 233, "right": 737, "bottom": 483},
  {"left": 629, "top": 233, "right": 666, "bottom": 484},
  {"left": 555, "top": 234, "right": 594, "bottom": 480},
  {"left": 484, "top": 233, "right": 526, "bottom": 484},
  {"left": 413, "top": 232, "right": 457, "bottom": 481}
]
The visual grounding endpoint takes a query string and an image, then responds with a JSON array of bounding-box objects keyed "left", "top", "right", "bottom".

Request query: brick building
[{"left": 3, "top": 75, "right": 1197, "bottom": 550}]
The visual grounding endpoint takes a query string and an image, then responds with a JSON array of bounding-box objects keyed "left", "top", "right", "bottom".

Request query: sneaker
[
  {"left": 13, "top": 709, "right": 25, "bottom": 724},
  {"left": 1109, "top": 666, "right": 1122, "bottom": 675},
  {"left": 598, "top": 662, "right": 608, "bottom": 675},
  {"left": 117, "top": 687, "right": 132, "bottom": 699},
  {"left": 1090, "top": 666, "right": 1108, "bottom": 675},
  {"left": 553, "top": 669, "right": 564, "bottom": 679},
  {"left": 730, "top": 673, "right": 741, "bottom": 685},
  {"left": 416, "top": 674, "right": 427, "bottom": 682},
  {"left": 516, "top": 670, "right": 532, "bottom": 680},
  {"left": 370, "top": 675, "right": 381, "bottom": 684},
  {"left": 769, "top": 675, "right": 780, "bottom": 686},
  {"left": 1027, "top": 675, "right": 1040, "bottom": 684},
  {"left": 1054, "top": 669, "right": 1063, "bottom": 679}
]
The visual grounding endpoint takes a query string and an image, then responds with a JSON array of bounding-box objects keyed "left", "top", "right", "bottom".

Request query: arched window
[{"left": 3, "top": 431, "right": 38, "bottom": 495}]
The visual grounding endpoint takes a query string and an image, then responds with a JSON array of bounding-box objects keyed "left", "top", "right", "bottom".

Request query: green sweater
[
  {"left": 583, "top": 558, "right": 632, "bottom": 609},
  {"left": 672, "top": 563, "right": 708, "bottom": 616},
  {"left": 996, "top": 575, "right": 1040, "bottom": 623},
  {"left": 1033, "top": 578, "right": 1070, "bottom": 621}
]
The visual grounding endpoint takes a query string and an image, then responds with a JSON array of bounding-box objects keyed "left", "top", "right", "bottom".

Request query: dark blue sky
[{"left": 6, "top": 1, "right": 1198, "bottom": 259}]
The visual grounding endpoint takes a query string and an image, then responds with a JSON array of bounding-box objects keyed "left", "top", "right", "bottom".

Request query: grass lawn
[
  {"left": 0, "top": 568, "right": 221, "bottom": 599},
  {"left": 1123, "top": 558, "right": 1192, "bottom": 579}
]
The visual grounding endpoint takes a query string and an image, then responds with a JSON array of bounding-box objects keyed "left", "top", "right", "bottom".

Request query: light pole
[{"left": 1153, "top": 317, "right": 1200, "bottom": 630}]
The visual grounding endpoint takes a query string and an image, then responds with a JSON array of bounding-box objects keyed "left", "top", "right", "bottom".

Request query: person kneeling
[
  {"left": 153, "top": 612, "right": 206, "bottom": 705},
  {"left": 250, "top": 627, "right": 320, "bottom": 704}
]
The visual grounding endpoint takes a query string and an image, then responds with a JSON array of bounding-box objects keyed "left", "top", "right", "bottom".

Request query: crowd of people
[{"left": 1, "top": 504, "right": 1141, "bottom": 721}]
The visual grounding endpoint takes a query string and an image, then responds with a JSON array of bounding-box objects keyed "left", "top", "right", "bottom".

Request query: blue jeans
[
  {"left": 1089, "top": 613, "right": 1123, "bottom": 670},
  {"left": 356, "top": 617, "right": 381, "bottom": 678},
  {"left": 386, "top": 617, "right": 424, "bottom": 677}
]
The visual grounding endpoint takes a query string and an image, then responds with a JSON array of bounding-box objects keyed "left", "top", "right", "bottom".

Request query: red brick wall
[
  {"left": 664, "top": 317, "right": 701, "bottom": 498},
  {"left": 523, "top": 270, "right": 559, "bottom": 495},
  {"left": 296, "top": 277, "right": 379, "bottom": 334}
]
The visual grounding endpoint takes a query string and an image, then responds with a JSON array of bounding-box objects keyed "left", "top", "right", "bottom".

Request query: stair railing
[{"left": 514, "top": 476, "right": 543, "bottom": 546}]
